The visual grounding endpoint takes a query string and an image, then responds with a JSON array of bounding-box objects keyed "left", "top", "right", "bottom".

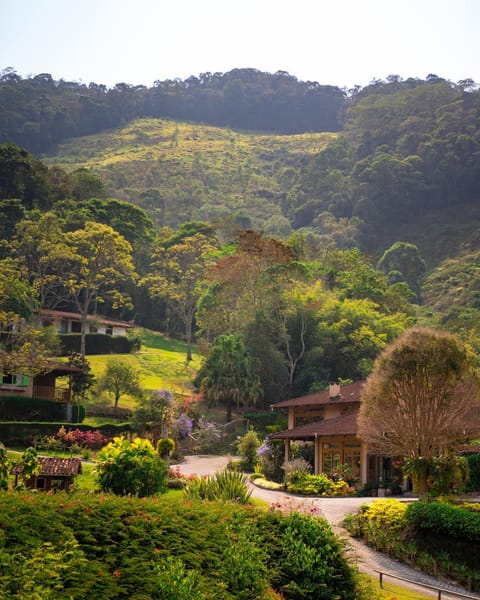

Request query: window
[
  {"left": 36, "top": 477, "right": 45, "bottom": 489},
  {"left": 105, "top": 325, "right": 113, "bottom": 335},
  {"left": 322, "top": 443, "right": 342, "bottom": 475},
  {"left": 60, "top": 319, "right": 69, "bottom": 333},
  {"left": 1, "top": 374, "right": 28, "bottom": 386},
  {"left": 344, "top": 443, "right": 361, "bottom": 481},
  {"left": 71, "top": 321, "right": 82, "bottom": 333}
]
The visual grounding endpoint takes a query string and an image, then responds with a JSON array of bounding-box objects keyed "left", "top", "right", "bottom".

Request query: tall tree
[
  {"left": 11, "top": 213, "right": 74, "bottom": 319},
  {"left": 358, "top": 327, "right": 480, "bottom": 499},
  {"left": 65, "top": 222, "right": 136, "bottom": 356},
  {"left": 198, "top": 333, "right": 261, "bottom": 422},
  {"left": 143, "top": 232, "right": 217, "bottom": 361}
]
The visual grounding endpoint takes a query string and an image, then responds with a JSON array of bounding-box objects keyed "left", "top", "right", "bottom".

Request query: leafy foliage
[
  {"left": 95, "top": 436, "right": 168, "bottom": 496},
  {"left": 359, "top": 327, "right": 480, "bottom": 498},
  {"left": 0, "top": 491, "right": 364, "bottom": 599}
]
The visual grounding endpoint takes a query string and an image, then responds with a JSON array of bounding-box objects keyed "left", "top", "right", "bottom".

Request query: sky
[{"left": 1, "top": 0, "right": 479, "bottom": 90}]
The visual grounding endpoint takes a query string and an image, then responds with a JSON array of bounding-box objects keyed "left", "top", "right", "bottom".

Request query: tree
[
  {"left": 95, "top": 437, "right": 168, "bottom": 496},
  {"left": 377, "top": 241, "right": 426, "bottom": 299},
  {"left": 358, "top": 327, "right": 480, "bottom": 499},
  {"left": 65, "top": 222, "right": 136, "bottom": 356},
  {"left": 143, "top": 232, "right": 217, "bottom": 361},
  {"left": 132, "top": 388, "right": 175, "bottom": 442},
  {"left": 11, "top": 213, "right": 74, "bottom": 319},
  {"left": 96, "top": 359, "right": 143, "bottom": 412},
  {"left": 198, "top": 333, "right": 261, "bottom": 422},
  {"left": 67, "top": 352, "right": 95, "bottom": 405}
]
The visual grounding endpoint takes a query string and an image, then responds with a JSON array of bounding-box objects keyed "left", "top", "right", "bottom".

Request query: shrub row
[
  {"left": 0, "top": 395, "right": 84, "bottom": 422},
  {"left": 0, "top": 421, "right": 131, "bottom": 446},
  {"left": 406, "top": 501, "right": 480, "bottom": 542},
  {"left": 0, "top": 492, "right": 361, "bottom": 599},
  {"left": 59, "top": 333, "right": 135, "bottom": 355},
  {"left": 344, "top": 499, "right": 480, "bottom": 592}
]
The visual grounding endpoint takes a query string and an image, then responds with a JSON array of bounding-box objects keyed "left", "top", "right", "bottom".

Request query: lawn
[{"left": 85, "top": 327, "right": 202, "bottom": 411}]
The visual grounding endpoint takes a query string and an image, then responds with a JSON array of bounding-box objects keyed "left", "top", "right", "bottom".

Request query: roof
[
  {"left": 40, "top": 309, "right": 133, "bottom": 328},
  {"left": 41, "top": 362, "right": 82, "bottom": 376},
  {"left": 11, "top": 456, "right": 82, "bottom": 477},
  {"left": 271, "top": 381, "right": 365, "bottom": 410},
  {"left": 269, "top": 411, "right": 360, "bottom": 440}
]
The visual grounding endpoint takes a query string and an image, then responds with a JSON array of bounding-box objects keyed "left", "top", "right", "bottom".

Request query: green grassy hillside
[
  {"left": 44, "top": 117, "right": 336, "bottom": 232},
  {"left": 85, "top": 328, "right": 201, "bottom": 412}
]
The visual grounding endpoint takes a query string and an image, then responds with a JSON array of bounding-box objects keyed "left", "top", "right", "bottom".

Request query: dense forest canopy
[
  {"left": 1, "top": 67, "right": 480, "bottom": 409},
  {"left": 0, "top": 67, "right": 344, "bottom": 153}
]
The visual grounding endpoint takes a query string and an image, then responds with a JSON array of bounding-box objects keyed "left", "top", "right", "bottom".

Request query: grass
[
  {"left": 365, "top": 575, "right": 435, "bottom": 599},
  {"left": 84, "top": 327, "right": 201, "bottom": 411}
]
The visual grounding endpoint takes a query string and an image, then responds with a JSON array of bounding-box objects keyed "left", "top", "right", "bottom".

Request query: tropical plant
[{"left": 183, "top": 468, "right": 252, "bottom": 504}]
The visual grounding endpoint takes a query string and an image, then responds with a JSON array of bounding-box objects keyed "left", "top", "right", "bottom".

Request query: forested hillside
[
  {"left": 0, "top": 67, "right": 344, "bottom": 153},
  {"left": 1, "top": 68, "right": 480, "bottom": 411}
]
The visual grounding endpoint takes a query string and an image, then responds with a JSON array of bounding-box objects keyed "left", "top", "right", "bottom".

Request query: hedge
[
  {"left": 60, "top": 333, "right": 134, "bottom": 355},
  {"left": 0, "top": 421, "right": 131, "bottom": 446},
  {"left": 0, "top": 395, "right": 83, "bottom": 422},
  {"left": 406, "top": 501, "right": 480, "bottom": 542}
]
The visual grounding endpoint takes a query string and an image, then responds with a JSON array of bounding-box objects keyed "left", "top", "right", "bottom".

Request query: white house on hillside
[{"left": 40, "top": 309, "right": 133, "bottom": 337}]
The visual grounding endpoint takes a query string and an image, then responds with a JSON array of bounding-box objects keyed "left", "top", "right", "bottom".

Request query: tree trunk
[
  {"left": 226, "top": 396, "right": 232, "bottom": 423},
  {"left": 417, "top": 469, "right": 429, "bottom": 500},
  {"left": 80, "top": 314, "right": 87, "bottom": 357}
]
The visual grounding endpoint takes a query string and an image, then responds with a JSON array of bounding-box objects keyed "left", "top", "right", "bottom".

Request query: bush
[
  {"left": 466, "top": 453, "right": 480, "bottom": 491},
  {"left": 59, "top": 333, "right": 135, "bottom": 355},
  {"left": 236, "top": 428, "right": 261, "bottom": 472},
  {"left": 96, "top": 437, "right": 168, "bottom": 496},
  {"left": 406, "top": 501, "right": 480, "bottom": 542},
  {"left": 0, "top": 422, "right": 130, "bottom": 447},
  {"left": 183, "top": 469, "right": 252, "bottom": 504},
  {"left": 345, "top": 499, "right": 480, "bottom": 592},
  {"left": 286, "top": 472, "right": 356, "bottom": 497},
  {"left": 0, "top": 395, "right": 75, "bottom": 422},
  {"left": 257, "top": 440, "right": 285, "bottom": 483},
  {"left": 0, "top": 493, "right": 364, "bottom": 599}
]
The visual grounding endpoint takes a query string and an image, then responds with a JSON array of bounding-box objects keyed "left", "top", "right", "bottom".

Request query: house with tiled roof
[
  {"left": 11, "top": 456, "right": 82, "bottom": 491},
  {"left": 269, "top": 381, "right": 385, "bottom": 489}
]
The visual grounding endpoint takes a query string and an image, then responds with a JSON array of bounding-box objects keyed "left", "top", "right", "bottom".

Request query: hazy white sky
[{"left": 1, "top": 0, "right": 478, "bottom": 89}]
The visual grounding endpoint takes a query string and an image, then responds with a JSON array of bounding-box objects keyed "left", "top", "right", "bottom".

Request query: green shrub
[
  {"left": 0, "top": 395, "right": 72, "bottom": 422},
  {"left": 406, "top": 501, "right": 480, "bottom": 542},
  {"left": 236, "top": 428, "right": 261, "bottom": 472},
  {"left": 286, "top": 472, "right": 356, "bottom": 496},
  {"left": 0, "top": 421, "right": 130, "bottom": 447},
  {"left": 183, "top": 469, "right": 252, "bottom": 504},
  {"left": 0, "top": 492, "right": 362, "bottom": 599},
  {"left": 60, "top": 333, "right": 135, "bottom": 355},
  {"left": 345, "top": 499, "right": 480, "bottom": 592},
  {"left": 96, "top": 437, "right": 168, "bottom": 496},
  {"left": 466, "top": 453, "right": 480, "bottom": 491}
]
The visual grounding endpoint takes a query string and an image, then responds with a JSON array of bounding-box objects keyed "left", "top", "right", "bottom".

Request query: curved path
[{"left": 178, "top": 455, "right": 480, "bottom": 600}]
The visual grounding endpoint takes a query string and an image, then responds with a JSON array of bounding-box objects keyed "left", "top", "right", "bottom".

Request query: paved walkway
[{"left": 177, "top": 455, "right": 480, "bottom": 600}]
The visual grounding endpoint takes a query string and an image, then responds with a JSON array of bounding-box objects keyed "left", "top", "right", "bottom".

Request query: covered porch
[{"left": 269, "top": 412, "right": 384, "bottom": 489}]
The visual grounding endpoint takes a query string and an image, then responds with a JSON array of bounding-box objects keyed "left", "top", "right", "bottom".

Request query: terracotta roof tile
[
  {"left": 269, "top": 411, "right": 360, "bottom": 440},
  {"left": 11, "top": 456, "right": 82, "bottom": 476},
  {"left": 271, "top": 381, "right": 365, "bottom": 409}
]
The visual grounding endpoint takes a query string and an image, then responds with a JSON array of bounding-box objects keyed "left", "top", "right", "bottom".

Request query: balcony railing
[{"left": 32, "top": 386, "right": 71, "bottom": 403}]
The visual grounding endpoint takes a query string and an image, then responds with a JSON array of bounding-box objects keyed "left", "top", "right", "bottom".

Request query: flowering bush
[
  {"left": 286, "top": 472, "right": 356, "bottom": 496},
  {"left": 172, "top": 413, "right": 194, "bottom": 439},
  {"left": 57, "top": 427, "right": 111, "bottom": 450}
]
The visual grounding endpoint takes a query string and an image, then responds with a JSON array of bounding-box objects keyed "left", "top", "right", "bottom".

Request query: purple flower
[{"left": 172, "top": 413, "right": 193, "bottom": 439}]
